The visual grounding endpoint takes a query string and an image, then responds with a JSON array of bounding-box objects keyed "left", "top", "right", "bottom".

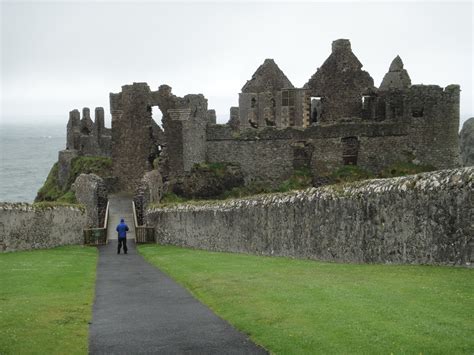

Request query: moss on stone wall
[
  {"left": 379, "top": 161, "right": 436, "bottom": 178},
  {"left": 35, "top": 156, "right": 112, "bottom": 203}
]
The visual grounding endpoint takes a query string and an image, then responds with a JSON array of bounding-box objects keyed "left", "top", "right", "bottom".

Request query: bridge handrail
[{"left": 132, "top": 200, "right": 156, "bottom": 244}]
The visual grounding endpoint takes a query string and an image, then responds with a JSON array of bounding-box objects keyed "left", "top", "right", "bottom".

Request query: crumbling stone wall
[
  {"left": 146, "top": 168, "right": 473, "bottom": 266},
  {"left": 72, "top": 174, "right": 108, "bottom": 228},
  {"left": 133, "top": 170, "right": 163, "bottom": 225},
  {"left": 405, "top": 85, "right": 461, "bottom": 169},
  {"left": 110, "top": 83, "right": 160, "bottom": 191},
  {"left": 66, "top": 107, "right": 111, "bottom": 157},
  {"left": 460, "top": 117, "right": 474, "bottom": 166},
  {"left": 0, "top": 203, "right": 86, "bottom": 252},
  {"left": 109, "top": 83, "right": 208, "bottom": 189}
]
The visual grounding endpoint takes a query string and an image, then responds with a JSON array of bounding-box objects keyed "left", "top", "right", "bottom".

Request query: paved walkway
[{"left": 89, "top": 194, "right": 266, "bottom": 354}]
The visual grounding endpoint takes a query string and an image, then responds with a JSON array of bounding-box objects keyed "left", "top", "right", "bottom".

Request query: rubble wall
[
  {"left": 146, "top": 168, "right": 473, "bottom": 265},
  {"left": 0, "top": 204, "right": 86, "bottom": 252}
]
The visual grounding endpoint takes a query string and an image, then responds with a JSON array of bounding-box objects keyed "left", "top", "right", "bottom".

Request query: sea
[{"left": 0, "top": 123, "right": 66, "bottom": 203}]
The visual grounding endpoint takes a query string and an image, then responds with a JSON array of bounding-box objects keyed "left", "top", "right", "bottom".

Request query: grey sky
[{"left": 1, "top": 1, "right": 473, "bottom": 127}]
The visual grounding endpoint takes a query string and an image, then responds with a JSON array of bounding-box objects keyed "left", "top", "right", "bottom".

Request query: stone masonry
[
  {"left": 0, "top": 203, "right": 86, "bottom": 252},
  {"left": 146, "top": 167, "right": 473, "bottom": 266}
]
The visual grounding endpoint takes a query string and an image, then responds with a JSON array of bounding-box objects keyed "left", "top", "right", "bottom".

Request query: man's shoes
[
  {"left": 117, "top": 252, "right": 120, "bottom": 254},
  {"left": 124, "top": 252, "right": 127, "bottom": 254}
]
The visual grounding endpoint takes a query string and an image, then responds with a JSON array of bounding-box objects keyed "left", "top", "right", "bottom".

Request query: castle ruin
[{"left": 60, "top": 39, "right": 461, "bottom": 193}]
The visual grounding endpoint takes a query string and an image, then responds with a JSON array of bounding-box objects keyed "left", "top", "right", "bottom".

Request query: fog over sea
[{"left": 0, "top": 123, "right": 65, "bottom": 203}]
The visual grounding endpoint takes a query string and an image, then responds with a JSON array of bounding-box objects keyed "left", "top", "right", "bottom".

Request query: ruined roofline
[
  {"left": 303, "top": 38, "right": 372, "bottom": 91},
  {"left": 68, "top": 106, "right": 109, "bottom": 129},
  {"left": 242, "top": 58, "right": 294, "bottom": 93}
]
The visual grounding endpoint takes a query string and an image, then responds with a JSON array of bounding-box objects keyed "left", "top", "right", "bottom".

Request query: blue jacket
[{"left": 116, "top": 222, "right": 129, "bottom": 239}]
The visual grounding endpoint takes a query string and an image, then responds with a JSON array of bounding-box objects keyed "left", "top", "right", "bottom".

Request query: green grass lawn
[
  {"left": 0, "top": 246, "right": 98, "bottom": 355},
  {"left": 139, "top": 245, "right": 474, "bottom": 354}
]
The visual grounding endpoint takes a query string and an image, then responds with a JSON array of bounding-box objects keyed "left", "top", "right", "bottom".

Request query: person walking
[{"left": 116, "top": 218, "right": 129, "bottom": 254}]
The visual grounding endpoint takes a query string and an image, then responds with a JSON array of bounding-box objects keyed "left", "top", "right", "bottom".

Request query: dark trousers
[{"left": 118, "top": 238, "right": 127, "bottom": 254}]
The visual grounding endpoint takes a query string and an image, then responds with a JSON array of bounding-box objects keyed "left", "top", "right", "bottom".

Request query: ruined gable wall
[
  {"left": 304, "top": 39, "right": 375, "bottom": 123},
  {"left": 147, "top": 168, "right": 473, "bottom": 266}
]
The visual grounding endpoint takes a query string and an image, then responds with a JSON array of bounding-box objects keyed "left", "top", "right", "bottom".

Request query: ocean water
[{"left": 0, "top": 123, "right": 66, "bottom": 203}]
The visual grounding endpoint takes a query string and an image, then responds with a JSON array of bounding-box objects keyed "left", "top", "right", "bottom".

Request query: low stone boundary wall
[
  {"left": 0, "top": 203, "right": 86, "bottom": 252},
  {"left": 146, "top": 167, "right": 473, "bottom": 265}
]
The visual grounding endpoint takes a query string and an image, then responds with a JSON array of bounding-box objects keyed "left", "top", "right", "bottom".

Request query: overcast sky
[{"left": 1, "top": 1, "right": 473, "bottom": 127}]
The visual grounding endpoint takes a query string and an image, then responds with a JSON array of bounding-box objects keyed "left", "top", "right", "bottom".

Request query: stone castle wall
[
  {"left": 0, "top": 204, "right": 87, "bottom": 252},
  {"left": 405, "top": 85, "right": 461, "bottom": 169},
  {"left": 146, "top": 168, "right": 473, "bottom": 265},
  {"left": 205, "top": 83, "right": 460, "bottom": 183}
]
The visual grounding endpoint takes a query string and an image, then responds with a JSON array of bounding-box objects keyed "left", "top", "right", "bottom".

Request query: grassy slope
[
  {"left": 35, "top": 156, "right": 112, "bottom": 203},
  {"left": 0, "top": 246, "right": 98, "bottom": 354},
  {"left": 139, "top": 245, "right": 474, "bottom": 354}
]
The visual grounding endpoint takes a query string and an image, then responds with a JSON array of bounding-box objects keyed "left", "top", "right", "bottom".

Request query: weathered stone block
[{"left": 72, "top": 174, "right": 108, "bottom": 228}]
